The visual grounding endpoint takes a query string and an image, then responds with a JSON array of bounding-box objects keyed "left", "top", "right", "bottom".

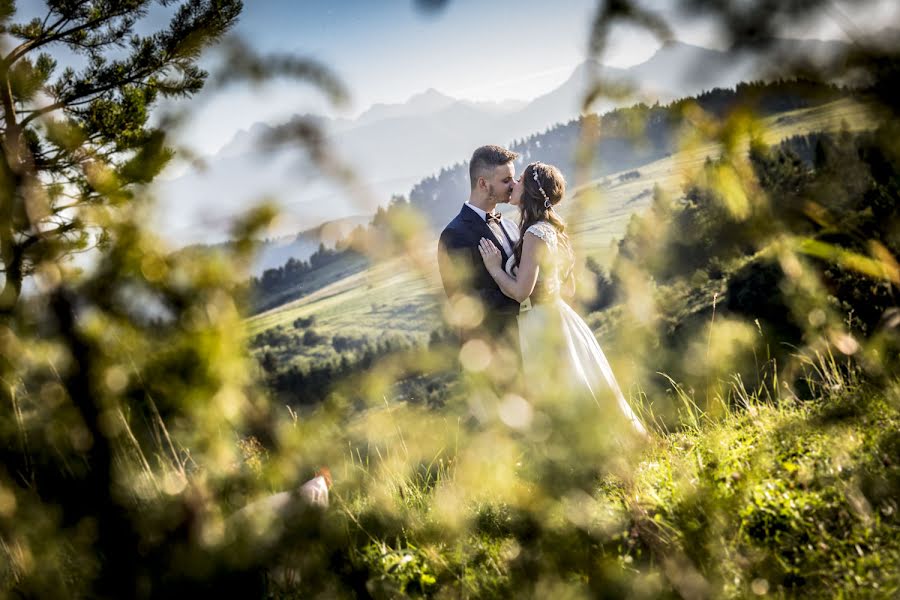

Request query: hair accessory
[{"left": 531, "top": 165, "right": 552, "bottom": 208}]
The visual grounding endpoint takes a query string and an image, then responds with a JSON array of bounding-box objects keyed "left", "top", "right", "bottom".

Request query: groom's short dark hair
[{"left": 469, "top": 145, "right": 518, "bottom": 190}]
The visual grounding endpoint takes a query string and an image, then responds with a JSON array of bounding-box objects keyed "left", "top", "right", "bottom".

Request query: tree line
[
  {"left": 599, "top": 123, "right": 899, "bottom": 402},
  {"left": 250, "top": 242, "right": 348, "bottom": 295},
  {"left": 248, "top": 194, "right": 416, "bottom": 311}
]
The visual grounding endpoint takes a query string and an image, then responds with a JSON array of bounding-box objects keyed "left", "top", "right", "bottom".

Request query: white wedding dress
[{"left": 506, "top": 221, "right": 647, "bottom": 436}]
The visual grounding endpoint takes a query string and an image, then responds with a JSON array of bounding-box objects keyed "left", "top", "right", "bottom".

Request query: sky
[
  {"left": 174, "top": 0, "right": 900, "bottom": 157},
  {"left": 176, "top": 0, "right": 608, "bottom": 155},
  {"left": 12, "top": 0, "right": 900, "bottom": 158}
]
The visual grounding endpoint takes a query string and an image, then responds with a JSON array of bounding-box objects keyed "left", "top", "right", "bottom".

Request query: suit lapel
[{"left": 461, "top": 204, "right": 510, "bottom": 263}]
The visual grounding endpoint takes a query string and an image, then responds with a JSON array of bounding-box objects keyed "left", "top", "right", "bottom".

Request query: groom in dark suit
[{"left": 438, "top": 145, "right": 521, "bottom": 379}]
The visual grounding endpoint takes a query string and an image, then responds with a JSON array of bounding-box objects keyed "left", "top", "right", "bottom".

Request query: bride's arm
[
  {"left": 560, "top": 264, "right": 576, "bottom": 299},
  {"left": 478, "top": 233, "right": 545, "bottom": 303},
  {"left": 561, "top": 271, "right": 575, "bottom": 299}
]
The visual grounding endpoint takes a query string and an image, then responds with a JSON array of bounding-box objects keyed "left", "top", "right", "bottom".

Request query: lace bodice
[
  {"left": 504, "top": 221, "right": 564, "bottom": 303},
  {"left": 525, "top": 221, "right": 558, "bottom": 249}
]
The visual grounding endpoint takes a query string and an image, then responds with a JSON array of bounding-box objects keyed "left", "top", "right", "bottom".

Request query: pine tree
[{"left": 0, "top": 0, "right": 243, "bottom": 311}]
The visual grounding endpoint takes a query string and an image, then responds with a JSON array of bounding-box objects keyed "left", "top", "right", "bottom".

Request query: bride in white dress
[{"left": 477, "top": 162, "right": 647, "bottom": 437}]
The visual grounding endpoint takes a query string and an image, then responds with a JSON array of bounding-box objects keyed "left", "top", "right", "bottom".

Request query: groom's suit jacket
[{"left": 437, "top": 204, "right": 521, "bottom": 334}]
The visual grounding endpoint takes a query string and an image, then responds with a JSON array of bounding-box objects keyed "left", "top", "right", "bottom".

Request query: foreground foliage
[{"left": 324, "top": 364, "right": 898, "bottom": 598}]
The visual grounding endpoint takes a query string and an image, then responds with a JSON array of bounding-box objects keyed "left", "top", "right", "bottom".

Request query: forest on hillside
[{"left": 410, "top": 79, "right": 847, "bottom": 229}]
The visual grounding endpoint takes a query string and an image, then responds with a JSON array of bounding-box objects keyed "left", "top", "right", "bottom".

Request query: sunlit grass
[{"left": 286, "top": 353, "right": 898, "bottom": 598}]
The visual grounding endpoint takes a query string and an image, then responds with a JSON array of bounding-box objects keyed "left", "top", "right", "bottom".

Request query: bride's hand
[{"left": 478, "top": 238, "right": 502, "bottom": 273}]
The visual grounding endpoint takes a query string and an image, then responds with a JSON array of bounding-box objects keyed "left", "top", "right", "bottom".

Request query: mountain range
[{"left": 153, "top": 38, "right": 848, "bottom": 248}]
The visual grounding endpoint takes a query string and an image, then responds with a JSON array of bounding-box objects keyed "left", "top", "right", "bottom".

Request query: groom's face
[
  {"left": 485, "top": 162, "right": 516, "bottom": 205},
  {"left": 509, "top": 173, "right": 525, "bottom": 207}
]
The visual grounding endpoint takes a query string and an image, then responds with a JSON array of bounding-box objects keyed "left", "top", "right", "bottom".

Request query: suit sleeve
[
  {"left": 438, "top": 226, "right": 518, "bottom": 312},
  {"left": 437, "top": 228, "right": 463, "bottom": 300}
]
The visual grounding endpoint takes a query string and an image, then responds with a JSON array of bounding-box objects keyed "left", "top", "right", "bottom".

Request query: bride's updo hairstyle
[{"left": 512, "top": 162, "right": 574, "bottom": 279}]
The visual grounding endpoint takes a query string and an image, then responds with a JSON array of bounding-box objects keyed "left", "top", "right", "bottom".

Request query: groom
[{"left": 437, "top": 145, "right": 521, "bottom": 375}]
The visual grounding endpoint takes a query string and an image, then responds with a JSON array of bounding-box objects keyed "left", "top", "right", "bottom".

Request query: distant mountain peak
[
  {"left": 411, "top": 87, "right": 454, "bottom": 101},
  {"left": 356, "top": 88, "right": 458, "bottom": 124}
]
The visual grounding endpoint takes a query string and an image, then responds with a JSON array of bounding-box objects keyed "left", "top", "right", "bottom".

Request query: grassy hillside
[
  {"left": 569, "top": 97, "right": 876, "bottom": 260},
  {"left": 250, "top": 251, "right": 370, "bottom": 315},
  {"left": 249, "top": 256, "right": 437, "bottom": 339},
  {"left": 247, "top": 98, "right": 876, "bottom": 346}
]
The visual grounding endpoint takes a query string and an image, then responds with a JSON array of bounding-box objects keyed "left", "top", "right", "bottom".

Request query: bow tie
[{"left": 486, "top": 212, "right": 501, "bottom": 224}]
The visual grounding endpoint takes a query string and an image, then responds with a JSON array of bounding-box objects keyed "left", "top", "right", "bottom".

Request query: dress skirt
[{"left": 518, "top": 298, "right": 647, "bottom": 436}]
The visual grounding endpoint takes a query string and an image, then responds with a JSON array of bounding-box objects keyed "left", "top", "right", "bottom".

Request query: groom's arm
[{"left": 438, "top": 227, "right": 473, "bottom": 301}]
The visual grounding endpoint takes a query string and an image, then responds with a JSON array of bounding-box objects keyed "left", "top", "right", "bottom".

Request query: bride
[{"left": 477, "top": 162, "right": 647, "bottom": 436}]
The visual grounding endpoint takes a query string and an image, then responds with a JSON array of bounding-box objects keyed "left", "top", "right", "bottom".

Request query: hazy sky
[
  {"left": 176, "top": 0, "right": 899, "bottom": 156},
  {"left": 13, "top": 0, "right": 900, "bottom": 157},
  {"left": 179, "top": 0, "right": 609, "bottom": 155}
]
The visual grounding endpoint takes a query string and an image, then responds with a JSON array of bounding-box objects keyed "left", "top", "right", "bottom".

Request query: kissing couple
[{"left": 438, "top": 144, "right": 646, "bottom": 436}]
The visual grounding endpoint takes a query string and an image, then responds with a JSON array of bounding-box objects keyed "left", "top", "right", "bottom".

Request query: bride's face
[{"left": 509, "top": 173, "right": 525, "bottom": 207}]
